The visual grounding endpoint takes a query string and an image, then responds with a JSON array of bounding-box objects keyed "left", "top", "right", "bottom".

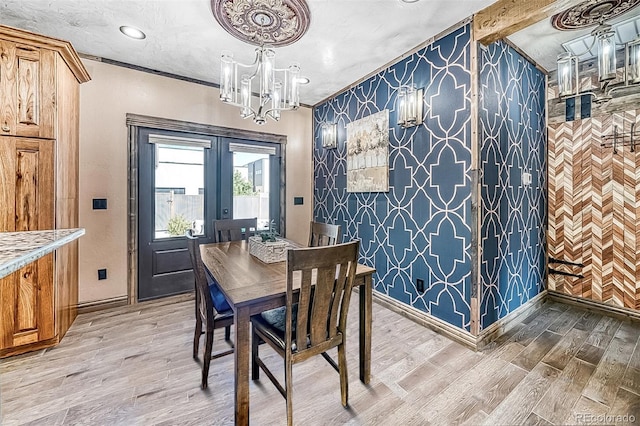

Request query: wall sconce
[
  {"left": 321, "top": 123, "right": 337, "bottom": 149},
  {"left": 397, "top": 85, "right": 423, "bottom": 128}
]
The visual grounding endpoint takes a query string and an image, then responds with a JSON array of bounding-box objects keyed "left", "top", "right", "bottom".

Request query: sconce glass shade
[
  {"left": 557, "top": 52, "right": 578, "bottom": 97},
  {"left": 397, "top": 85, "right": 423, "bottom": 128},
  {"left": 595, "top": 27, "right": 616, "bottom": 82},
  {"left": 321, "top": 123, "right": 337, "bottom": 149},
  {"left": 219, "top": 47, "right": 301, "bottom": 125},
  {"left": 627, "top": 38, "right": 640, "bottom": 84}
]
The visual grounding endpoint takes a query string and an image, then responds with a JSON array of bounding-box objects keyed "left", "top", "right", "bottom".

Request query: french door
[{"left": 137, "top": 128, "right": 282, "bottom": 301}]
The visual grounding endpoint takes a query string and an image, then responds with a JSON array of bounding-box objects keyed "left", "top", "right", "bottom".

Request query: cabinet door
[
  {"left": 0, "top": 40, "right": 17, "bottom": 136},
  {"left": 0, "top": 137, "right": 55, "bottom": 350},
  {"left": 0, "top": 256, "right": 54, "bottom": 350},
  {"left": 0, "top": 41, "right": 55, "bottom": 139}
]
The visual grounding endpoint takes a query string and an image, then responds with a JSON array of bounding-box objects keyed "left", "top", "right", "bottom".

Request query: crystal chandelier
[
  {"left": 212, "top": 0, "right": 310, "bottom": 125},
  {"left": 219, "top": 44, "right": 300, "bottom": 125}
]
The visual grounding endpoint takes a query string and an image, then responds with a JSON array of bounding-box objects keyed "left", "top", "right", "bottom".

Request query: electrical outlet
[
  {"left": 416, "top": 278, "right": 424, "bottom": 293},
  {"left": 98, "top": 269, "right": 107, "bottom": 280}
]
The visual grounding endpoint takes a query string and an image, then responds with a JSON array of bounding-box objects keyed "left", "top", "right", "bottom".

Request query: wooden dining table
[{"left": 200, "top": 239, "right": 375, "bottom": 425}]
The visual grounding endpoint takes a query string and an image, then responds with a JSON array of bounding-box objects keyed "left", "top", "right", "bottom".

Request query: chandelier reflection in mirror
[
  {"left": 220, "top": 47, "right": 300, "bottom": 125},
  {"left": 557, "top": 22, "right": 640, "bottom": 100}
]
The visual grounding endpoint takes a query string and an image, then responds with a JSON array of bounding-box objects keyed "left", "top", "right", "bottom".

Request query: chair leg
[
  {"left": 224, "top": 325, "right": 231, "bottom": 342},
  {"left": 338, "top": 342, "right": 348, "bottom": 407},
  {"left": 285, "top": 357, "right": 293, "bottom": 426},
  {"left": 202, "top": 329, "right": 214, "bottom": 389},
  {"left": 251, "top": 329, "right": 260, "bottom": 380},
  {"left": 193, "top": 317, "right": 202, "bottom": 359}
]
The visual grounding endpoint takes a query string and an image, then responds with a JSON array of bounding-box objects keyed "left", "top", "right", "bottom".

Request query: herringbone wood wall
[{"left": 549, "top": 111, "right": 640, "bottom": 310}]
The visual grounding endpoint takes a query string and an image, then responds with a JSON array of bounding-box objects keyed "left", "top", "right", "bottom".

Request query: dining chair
[
  {"left": 251, "top": 240, "right": 360, "bottom": 425},
  {"left": 210, "top": 218, "right": 258, "bottom": 313},
  {"left": 213, "top": 218, "right": 258, "bottom": 243},
  {"left": 308, "top": 221, "right": 342, "bottom": 247},
  {"left": 185, "top": 229, "right": 235, "bottom": 389}
]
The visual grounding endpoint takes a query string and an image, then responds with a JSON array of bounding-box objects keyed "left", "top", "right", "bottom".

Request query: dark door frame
[
  {"left": 126, "top": 114, "right": 287, "bottom": 304},
  {"left": 137, "top": 128, "right": 217, "bottom": 302}
]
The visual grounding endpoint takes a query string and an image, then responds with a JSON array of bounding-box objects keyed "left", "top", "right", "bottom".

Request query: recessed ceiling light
[
  {"left": 400, "top": 0, "right": 420, "bottom": 2},
  {"left": 297, "top": 77, "right": 310, "bottom": 85},
  {"left": 119, "top": 26, "right": 146, "bottom": 40}
]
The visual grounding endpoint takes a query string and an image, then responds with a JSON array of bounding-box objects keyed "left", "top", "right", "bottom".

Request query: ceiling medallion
[
  {"left": 551, "top": 0, "right": 640, "bottom": 30},
  {"left": 211, "top": 0, "right": 311, "bottom": 47}
]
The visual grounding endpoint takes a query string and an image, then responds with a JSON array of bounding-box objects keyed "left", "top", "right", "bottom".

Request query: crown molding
[{"left": 0, "top": 24, "right": 91, "bottom": 83}]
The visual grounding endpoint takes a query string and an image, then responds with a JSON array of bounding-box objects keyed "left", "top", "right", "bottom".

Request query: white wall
[{"left": 78, "top": 59, "right": 313, "bottom": 304}]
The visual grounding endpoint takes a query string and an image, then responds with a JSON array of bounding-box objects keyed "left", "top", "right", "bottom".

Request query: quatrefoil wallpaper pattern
[
  {"left": 479, "top": 41, "right": 547, "bottom": 330},
  {"left": 314, "top": 25, "right": 474, "bottom": 331},
  {"left": 313, "top": 25, "right": 547, "bottom": 332}
]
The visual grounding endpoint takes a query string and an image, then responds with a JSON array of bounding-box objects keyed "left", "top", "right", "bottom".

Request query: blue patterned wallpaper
[
  {"left": 313, "top": 25, "right": 474, "bottom": 331},
  {"left": 478, "top": 41, "right": 547, "bottom": 330}
]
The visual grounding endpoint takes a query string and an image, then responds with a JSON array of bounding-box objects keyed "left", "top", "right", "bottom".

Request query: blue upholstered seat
[{"left": 205, "top": 269, "right": 231, "bottom": 312}]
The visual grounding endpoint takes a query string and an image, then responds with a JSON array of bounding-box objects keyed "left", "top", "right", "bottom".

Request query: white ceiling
[{"left": 0, "top": 0, "right": 495, "bottom": 106}]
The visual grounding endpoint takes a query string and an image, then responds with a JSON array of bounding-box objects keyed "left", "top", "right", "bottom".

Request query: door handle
[{"left": 1, "top": 125, "right": 9, "bottom": 132}]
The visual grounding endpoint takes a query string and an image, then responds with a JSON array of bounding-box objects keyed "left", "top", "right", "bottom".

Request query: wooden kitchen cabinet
[
  {"left": 0, "top": 40, "right": 55, "bottom": 139},
  {"left": 0, "top": 138, "right": 55, "bottom": 350},
  {"left": 0, "top": 25, "right": 90, "bottom": 357}
]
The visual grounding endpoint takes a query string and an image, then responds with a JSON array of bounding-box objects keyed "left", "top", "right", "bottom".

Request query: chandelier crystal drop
[{"left": 220, "top": 47, "right": 300, "bottom": 125}]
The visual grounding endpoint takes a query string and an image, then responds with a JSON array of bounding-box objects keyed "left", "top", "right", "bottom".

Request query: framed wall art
[{"left": 346, "top": 109, "right": 389, "bottom": 192}]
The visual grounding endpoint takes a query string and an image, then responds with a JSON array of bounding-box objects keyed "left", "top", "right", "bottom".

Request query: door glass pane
[
  {"left": 233, "top": 151, "right": 271, "bottom": 230},
  {"left": 155, "top": 143, "right": 204, "bottom": 238}
]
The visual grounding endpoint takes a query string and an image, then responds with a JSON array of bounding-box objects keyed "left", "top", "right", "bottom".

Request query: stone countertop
[{"left": 0, "top": 229, "right": 85, "bottom": 279}]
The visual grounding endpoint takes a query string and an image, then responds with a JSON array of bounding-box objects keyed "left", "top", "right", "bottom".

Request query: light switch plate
[
  {"left": 93, "top": 198, "right": 107, "bottom": 210},
  {"left": 522, "top": 172, "right": 532, "bottom": 186}
]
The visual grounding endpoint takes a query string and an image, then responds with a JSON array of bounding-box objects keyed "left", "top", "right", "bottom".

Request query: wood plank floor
[{"left": 1, "top": 296, "right": 639, "bottom": 425}]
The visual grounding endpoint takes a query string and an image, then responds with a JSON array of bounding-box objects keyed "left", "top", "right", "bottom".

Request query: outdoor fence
[{"left": 155, "top": 193, "right": 270, "bottom": 235}]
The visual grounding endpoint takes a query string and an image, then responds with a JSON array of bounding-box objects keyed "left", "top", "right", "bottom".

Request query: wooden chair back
[
  {"left": 213, "top": 218, "right": 257, "bottom": 243},
  {"left": 186, "top": 229, "right": 214, "bottom": 325},
  {"left": 186, "top": 229, "right": 234, "bottom": 389},
  {"left": 286, "top": 240, "right": 359, "bottom": 357},
  {"left": 308, "top": 221, "right": 342, "bottom": 247}
]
